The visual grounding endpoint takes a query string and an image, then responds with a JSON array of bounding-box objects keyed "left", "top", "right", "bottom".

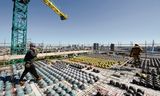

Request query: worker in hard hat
[
  {"left": 130, "top": 44, "right": 143, "bottom": 67},
  {"left": 19, "top": 43, "right": 41, "bottom": 86}
]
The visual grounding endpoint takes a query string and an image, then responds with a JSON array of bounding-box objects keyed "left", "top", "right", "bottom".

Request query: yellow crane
[{"left": 43, "top": 0, "right": 68, "bottom": 20}]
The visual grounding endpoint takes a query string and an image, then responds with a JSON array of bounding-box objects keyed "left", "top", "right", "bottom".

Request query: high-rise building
[
  {"left": 110, "top": 43, "right": 115, "bottom": 51},
  {"left": 93, "top": 43, "right": 99, "bottom": 50},
  {"left": 93, "top": 43, "right": 99, "bottom": 53}
]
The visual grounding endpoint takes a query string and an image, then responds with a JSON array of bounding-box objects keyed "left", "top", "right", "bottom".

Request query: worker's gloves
[
  {"left": 25, "top": 61, "right": 31, "bottom": 68},
  {"left": 25, "top": 63, "right": 31, "bottom": 68}
]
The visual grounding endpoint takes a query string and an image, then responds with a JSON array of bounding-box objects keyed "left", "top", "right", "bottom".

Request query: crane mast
[
  {"left": 11, "top": 0, "right": 67, "bottom": 55},
  {"left": 11, "top": 0, "right": 29, "bottom": 55}
]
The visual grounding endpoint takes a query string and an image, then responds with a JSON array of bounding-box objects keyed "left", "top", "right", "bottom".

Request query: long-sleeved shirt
[
  {"left": 24, "top": 49, "right": 37, "bottom": 63},
  {"left": 130, "top": 46, "right": 143, "bottom": 57}
]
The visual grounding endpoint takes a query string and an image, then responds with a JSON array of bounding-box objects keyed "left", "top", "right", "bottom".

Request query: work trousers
[
  {"left": 19, "top": 63, "right": 39, "bottom": 81},
  {"left": 133, "top": 56, "right": 141, "bottom": 66}
]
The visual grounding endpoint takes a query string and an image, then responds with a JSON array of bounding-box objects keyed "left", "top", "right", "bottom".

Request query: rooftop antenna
[
  {"left": 117, "top": 42, "right": 118, "bottom": 47},
  {"left": 130, "top": 41, "right": 133, "bottom": 50},
  {"left": 151, "top": 40, "right": 155, "bottom": 54},
  {"left": 130, "top": 41, "right": 133, "bottom": 46},
  {"left": 145, "top": 41, "right": 147, "bottom": 60}
]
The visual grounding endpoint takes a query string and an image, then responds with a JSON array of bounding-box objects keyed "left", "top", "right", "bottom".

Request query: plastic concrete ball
[
  {"left": 55, "top": 79, "right": 59, "bottom": 83},
  {"left": 75, "top": 80, "right": 79, "bottom": 84},
  {"left": 57, "top": 75, "right": 61, "bottom": 79},
  {"left": 59, "top": 83, "right": 63, "bottom": 87},
  {"left": 53, "top": 85, "right": 59, "bottom": 90},
  {"left": 42, "top": 82, "right": 47, "bottom": 88},
  {"left": 45, "top": 88, "right": 52, "bottom": 94},
  {"left": 57, "top": 87, "right": 62, "bottom": 93},
  {"left": 60, "top": 90, "right": 66, "bottom": 96},
  {"left": 83, "top": 79, "right": 88, "bottom": 84},
  {"left": 71, "top": 78, "right": 74, "bottom": 82},
  {"left": 96, "top": 76, "right": 99, "bottom": 79},
  {"left": 64, "top": 75, "right": 67, "bottom": 79},
  {"left": 53, "top": 93, "right": 59, "bottom": 96},
  {"left": 66, "top": 87, "right": 72, "bottom": 93},
  {"left": 68, "top": 78, "right": 72, "bottom": 83},
  {"left": 69, "top": 76, "right": 72, "bottom": 80},
  {"left": 90, "top": 76, "right": 94, "bottom": 79},
  {"left": 72, "top": 84, "right": 78, "bottom": 90},
  {"left": 64, "top": 93, "right": 70, "bottom": 96},
  {"left": 89, "top": 79, "right": 95, "bottom": 84},
  {"left": 71, "top": 79, "right": 75, "bottom": 84},
  {"left": 69, "top": 90, "right": 76, "bottom": 96},
  {"left": 50, "top": 90, "right": 56, "bottom": 95},
  {"left": 52, "top": 73, "right": 55, "bottom": 76},
  {"left": 48, "top": 80, "right": 53, "bottom": 85},
  {"left": 80, "top": 84, "right": 87, "bottom": 90},
  {"left": 60, "top": 84, "right": 65, "bottom": 89},
  {"left": 70, "top": 74, "right": 74, "bottom": 77},
  {"left": 61, "top": 74, "right": 65, "bottom": 77},
  {"left": 82, "top": 75, "right": 86, "bottom": 79},
  {"left": 60, "top": 77, "right": 64, "bottom": 81},
  {"left": 78, "top": 82, "right": 83, "bottom": 87},
  {"left": 87, "top": 78, "right": 91, "bottom": 82},
  {"left": 79, "top": 78, "right": 83, "bottom": 81}
]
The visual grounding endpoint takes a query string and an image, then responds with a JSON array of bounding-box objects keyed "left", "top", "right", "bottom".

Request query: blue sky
[{"left": 0, "top": 0, "right": 160, "bottom": 45}]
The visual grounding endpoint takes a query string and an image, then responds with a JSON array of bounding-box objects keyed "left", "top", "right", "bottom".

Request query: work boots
[{"left": 19, "top": 77, "right": 42, "bottom": 86}]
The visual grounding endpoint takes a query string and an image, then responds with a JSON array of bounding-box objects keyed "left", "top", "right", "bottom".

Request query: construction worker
[
  {"left": 19, "top": 43, "right": 41, "bottom": 86},
  {"left": 130, "top": 44, "right": 143, "bottom": 67}
]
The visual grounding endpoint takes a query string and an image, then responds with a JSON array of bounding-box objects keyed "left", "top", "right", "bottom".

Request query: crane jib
[{"left": 43, "top": 0, "right": 68, "bottom": 20}]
